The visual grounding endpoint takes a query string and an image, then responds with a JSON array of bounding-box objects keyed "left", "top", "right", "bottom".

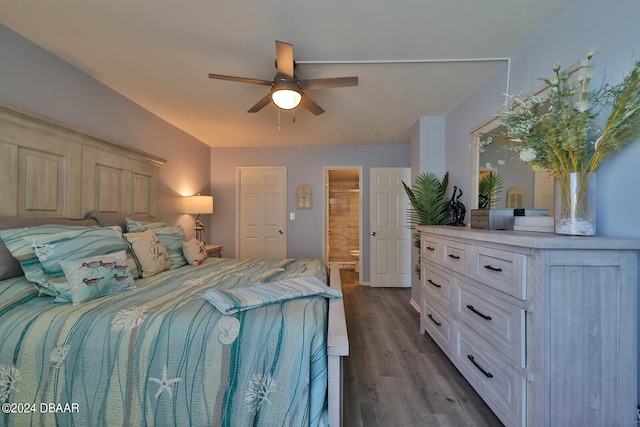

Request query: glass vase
[{"left": 554, "top": 172, "right": 596, "bottom": 236}]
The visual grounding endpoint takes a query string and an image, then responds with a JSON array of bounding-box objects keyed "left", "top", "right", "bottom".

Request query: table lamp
[{"left": 183, "top": 194, "right": 214, "bottom": 243}]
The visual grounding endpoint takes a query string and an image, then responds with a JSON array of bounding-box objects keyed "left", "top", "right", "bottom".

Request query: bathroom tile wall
[{"left": 328, "top": 180, "right": 360, "bottom": 262}]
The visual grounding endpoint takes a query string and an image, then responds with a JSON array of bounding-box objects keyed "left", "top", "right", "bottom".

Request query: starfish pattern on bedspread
[{"left": 149, "top": 365, "right": 181, "bottom": 399}]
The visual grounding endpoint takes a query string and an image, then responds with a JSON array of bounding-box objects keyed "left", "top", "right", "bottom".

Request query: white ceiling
[{"left": 0, "top": 0, "right": 571, "bottom": 148}]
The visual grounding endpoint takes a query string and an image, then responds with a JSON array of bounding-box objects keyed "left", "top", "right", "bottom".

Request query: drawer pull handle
[
  {"left": 466, "top": 305, "right": 492, "bottom": 320},
  {"left": 427, "top": 314, "right": 442, "bottom": 326},
  {"left": 484, "top": 264, "right": 503, "bottom": 272},
  {"left": 427, "top": 279, "right": 442, "bottom": 288},
  {"left": 425, "top": 246, "right": 435, "bottom": 251},
  {"left": 448, "top": 254, "right": 461, "bottom": 260},
  {"left": 467, "top": 355, "right": 493, "bottom": 378}
]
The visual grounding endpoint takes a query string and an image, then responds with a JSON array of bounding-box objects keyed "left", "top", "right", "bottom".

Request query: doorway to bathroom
[{"left": 324, "top": 167, "right": 362, "bottom": 284}]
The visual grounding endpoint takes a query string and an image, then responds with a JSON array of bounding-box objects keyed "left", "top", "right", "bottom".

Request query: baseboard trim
[{"left": 409, "top": 298, "right": 420, "bottom": 313}]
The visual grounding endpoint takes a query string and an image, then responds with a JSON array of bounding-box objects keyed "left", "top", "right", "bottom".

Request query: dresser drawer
[
  {"left": 456, "top": 328, "right": 526, "bottom": 427},
  {"left": 440, "top": 239, "right": 469, "bottom": 275},
  {"left": 420, "top": 235, "right": 439, "bottom": 263},
  {"left": 416, "top": 227, "right": 640, "bottom": 427},
  {"left": 421, "top": 299, "right": 453, "bottom": 354},
  {"left": 457, "top": 281, "right": 525, "bottom": 367},
  {"left": 470, "top": 245, "right": 526, "bottom": 300},
  {"left": 422, "top": 265, "right": 454, "bottom": 309}
]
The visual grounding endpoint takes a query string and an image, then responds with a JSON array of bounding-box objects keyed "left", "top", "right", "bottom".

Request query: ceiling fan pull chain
[
  {"left": 292, "top": 109, "right": 296, "bottom": 123},
  {"left": 277, "top": 108, "right": 281, "bottom": 132}
]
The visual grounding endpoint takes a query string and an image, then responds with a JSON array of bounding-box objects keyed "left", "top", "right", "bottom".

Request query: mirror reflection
[
  {"left": 471, "top": 62, "right": 583, "bottom": 214},
  {"left": 477, "top": 125, "right": 555, "bottom": 214}
]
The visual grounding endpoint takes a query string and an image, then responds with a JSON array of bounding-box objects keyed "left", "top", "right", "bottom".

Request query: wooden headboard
[{"left": 0, "top": 101, "right": 166, "bottom": 219}]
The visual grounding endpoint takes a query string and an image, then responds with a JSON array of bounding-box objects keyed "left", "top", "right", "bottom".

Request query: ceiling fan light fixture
[
  {"left": 208, "top": 41, "right": 356, "bottom": 115},
  {"left": 271, "top": 87, "right": 302, "bottom": 110}
]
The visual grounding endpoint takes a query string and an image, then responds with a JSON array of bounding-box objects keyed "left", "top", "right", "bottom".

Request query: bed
[{"left": 0, "top": 101, "right": 348, "bottom": 426}]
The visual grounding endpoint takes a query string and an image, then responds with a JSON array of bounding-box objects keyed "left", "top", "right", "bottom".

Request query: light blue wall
[
  {"left": 447, "top": 0, "right": 640, "bottom": 234},
  {"left": 0, "top": 24, "right": 211, "bottom": 236},
  {"left": 210, "top": 145, "right": 411, "bottom": 281},
  {"left": 409, "top": 117, "right": 447, "bottom": 304},
  {"left": 445, "top": 0, "right": 640, "bottom": 399}
]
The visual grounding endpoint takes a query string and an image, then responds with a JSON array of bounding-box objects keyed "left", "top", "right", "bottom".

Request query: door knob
[
  {"left": 278, "top": 230, "right": 283, "bottom": 234},
  {"left": 371, "top": 231, "right": 376, "bottom": 236}
]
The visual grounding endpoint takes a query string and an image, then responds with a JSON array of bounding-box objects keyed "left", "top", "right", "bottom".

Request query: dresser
[{"left": 417, "top": 225, "right": 639, "bottom": 427}]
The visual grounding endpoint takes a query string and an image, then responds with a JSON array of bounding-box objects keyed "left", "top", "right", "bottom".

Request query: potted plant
[{"left": 402, "top": 172, "right": 450, "bottom": 276}]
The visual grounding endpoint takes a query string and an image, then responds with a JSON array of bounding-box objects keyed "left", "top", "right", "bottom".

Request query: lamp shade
[{"left": 183, "top": 195, "right": 214, "bottom": 214}]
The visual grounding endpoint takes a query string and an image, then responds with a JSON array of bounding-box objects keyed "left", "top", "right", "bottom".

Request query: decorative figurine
[{"left": 448, "top": 186, "right": 466, "bottom": 226}]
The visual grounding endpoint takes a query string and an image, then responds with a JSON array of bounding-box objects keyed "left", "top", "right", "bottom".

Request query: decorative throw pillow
[
  {"left": 123, "top": 228, "right": 171, "bottom": 278},
  {"left": 126, "top": 219, "right": 188, "bottom": 268},
  {"left": 0, "top": 216, "right": 98, "bottom": 281},
  {"left": 28, "top": 226, "right": 131, "bottom": 301},
  {"left": 31, "top": 226, "right": 127, "bottom": 277},
  {"left": 182, "top": 238, "right": 207, "bottom": 266},
  {"left": 0, "top": 225, "right": 101, "bottom": 296},
  {"left": 60, "top": 250, "right": 135, "bottom": 305}
]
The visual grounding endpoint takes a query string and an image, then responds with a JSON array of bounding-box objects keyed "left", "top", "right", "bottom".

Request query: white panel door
[
  {"left": 237, "top": 167, "right": 286, "bottom": 259},
  {"left": 369, "top": 167, "right": 411, "bottom": 287}
]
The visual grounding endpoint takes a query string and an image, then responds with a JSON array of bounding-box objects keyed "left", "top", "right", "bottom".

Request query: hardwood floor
[{"left": 339, "top": 269, "right": 503, "bottom": 427}]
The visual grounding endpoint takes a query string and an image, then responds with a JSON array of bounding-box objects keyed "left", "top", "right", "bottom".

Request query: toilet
[{"left": 349, "top": 249, "right": 360, "bottom": 272}]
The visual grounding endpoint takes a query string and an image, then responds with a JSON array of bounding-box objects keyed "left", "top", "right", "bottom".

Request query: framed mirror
[
  {"left": 296, "top": 184, "right": 312, "bottom": 209},
  {"left": 469, "top": 61, "right": 581, "bottom": 213},
  {"left": 471, "top": 119, "right": 554, "bottom": 213}
]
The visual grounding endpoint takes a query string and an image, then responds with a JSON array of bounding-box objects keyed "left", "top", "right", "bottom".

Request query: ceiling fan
[{"left": 208, "top": 40, "right": 358, "bottom": 115}]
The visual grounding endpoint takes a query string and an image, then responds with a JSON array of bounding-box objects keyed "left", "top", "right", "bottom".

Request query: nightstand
[{"left": 205, "top": 244, "right": 223, "bottom": 258}]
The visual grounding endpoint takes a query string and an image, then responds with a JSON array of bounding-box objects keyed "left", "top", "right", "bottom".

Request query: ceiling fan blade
[
  {"left": 300, "top": 93, "right": 325, "bottom": 115},
  {"left": 208, "top": 73, "right": 273, "bottom": 86},
  {"left": 300, "top": 76, "right": 359, "bottom": 90},
  {"left": 247, "top": 93, "right": 273, "bottom": 113},
  {"left": 275, "top": 41, "right": 295, "bottom": 79}
]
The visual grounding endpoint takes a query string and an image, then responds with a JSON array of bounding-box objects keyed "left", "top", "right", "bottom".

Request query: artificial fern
[
  {"left": 478, "top": 171, "right": 503, "bottom": 208},
  {"left": 402, "top": 172, "right": 451, "bottom": 276}
]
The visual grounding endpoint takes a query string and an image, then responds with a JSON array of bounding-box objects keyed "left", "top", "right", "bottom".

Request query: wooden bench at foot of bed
[{"left": 327, "top": 262, "right": 349, "bottom": 427}]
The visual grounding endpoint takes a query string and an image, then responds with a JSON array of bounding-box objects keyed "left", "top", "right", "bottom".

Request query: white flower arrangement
[
  {"left": 496, "top": 49, "right": 640, "bottom": 235},
  {"left": 497, "top": 49, "right": 640, "bottom": 180}
]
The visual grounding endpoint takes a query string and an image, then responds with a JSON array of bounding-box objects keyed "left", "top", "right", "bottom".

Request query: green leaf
[
  {"left": 402, "top": 171, "right": 451, "bottom": 279},
  {"left": 402, "top": 171, "right": 451, "bottom": 227},
  {"left": 478, "top": 171, "right": 504, "bottom": 208}
]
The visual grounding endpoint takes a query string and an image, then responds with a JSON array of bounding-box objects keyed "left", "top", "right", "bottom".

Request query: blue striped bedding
[{"left": 0, "top": 258, "right": 330, "bottom": 426}]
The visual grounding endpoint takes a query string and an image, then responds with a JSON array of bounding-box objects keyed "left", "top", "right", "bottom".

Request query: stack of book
[{"left": 513, "top": 215, "right": 554, "bottom": 233}]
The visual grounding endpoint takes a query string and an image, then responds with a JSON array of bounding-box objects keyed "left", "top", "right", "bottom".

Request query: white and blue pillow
[
  {"left": 182, "top": 238, "right": 207, "bottom": 266},
  {"left": 0, "top": 225, "right": 103, "bottom": 296},
  {"left": 60, "top": 250, "right": 135, "bottom": 305},
  {"left": 126, "top": 219, "right": 188, "bottom": 268},
  {"left": 1, "top": 220, "right": 187, "bottom": 299},
  {"left": 28, "top": 226, "right": 131, "bottom": 301},
  {"left": 123, "top": 228, "right": 172, "bottom": 278}
]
